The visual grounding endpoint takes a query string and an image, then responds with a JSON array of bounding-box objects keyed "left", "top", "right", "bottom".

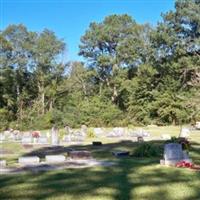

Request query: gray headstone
[
  {"left": 164, "top": 143, "right": 183, "bottom": 160},
  {"left": 18, "top": 156, "right": 40, "bottom": 165},
  {"left": 162, "top": 143, "right": 192, "bottom": 166}
]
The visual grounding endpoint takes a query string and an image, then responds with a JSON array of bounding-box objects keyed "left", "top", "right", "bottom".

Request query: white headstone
[
  {"left": 51, "top": 126, "right": 59, "bottom": 145},
  {"left": 195, "top": 122, "right": 200, "bottom": 129},
  {"left": 0, "top": 134, "right": 5, "bottom": 141},
  {"left": 81, "top": 125, "right": 87, "bottom": 135},
  {"left": 161, "top": 134, "right": 171, "bottom": 140},
  {"left": 38, "top": 137, "right": 48, "bottom": 144},
  {"left": 21, "top": 137, "right": 32, "bottom": 144},
  {"left": 93, "top": 128, "right": 104, "bottom": 136},
  {"left": 45, "top": 155, "right": 65, "bottom": 163},
  {"left": 18, "top": 156, "right": 40, "bottom": 165},
  {"left": 63, "top": 134, "right": 71, "bottom": 142},
  {"left": 134, "top": 129, "right": 150, "bottom": 137},
  {"left": 0, "top": 160, "right": 6, "bottom": 168},
  {"left": 180, "top": 128, "right": 190, "bottom": 138}
]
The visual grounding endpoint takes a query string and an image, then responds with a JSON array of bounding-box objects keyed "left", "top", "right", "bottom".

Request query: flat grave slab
[
  {"left": 161, "top": 134, "right": 171, "bottom": 140},
  {"left": 21, "top": 137, "right": 32, "bottom": 144},
  {"left": 45, "top": 155, "right": 66, "bottom": 163},
  {"left": 112, "top": 151, "right": 130, "bottom": 157},
  {"left": 38, "top": 137, "right": 48, "bottom": 144},
  {"left": 92, "top": 141, "right": 102, "bottom": 146},
  {"left": 18, "top": 156, "right": 40, "bottom": 165},
  {"left": 68, "top": 151, "right": 92, "bottom": 159}
]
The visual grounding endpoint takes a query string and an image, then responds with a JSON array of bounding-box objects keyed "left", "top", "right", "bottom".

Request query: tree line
[{"left": 0, "top": 0, "right": 199, "bottom": 130}]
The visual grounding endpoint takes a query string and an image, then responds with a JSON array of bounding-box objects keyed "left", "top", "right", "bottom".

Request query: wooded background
[{"left": 0, "top": 0, "right": 199, "bottom": 130}]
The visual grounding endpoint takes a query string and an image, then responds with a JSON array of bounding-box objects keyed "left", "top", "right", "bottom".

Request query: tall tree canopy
[{"left": 0, "top": 0, "right": 199, "bottom": 130}]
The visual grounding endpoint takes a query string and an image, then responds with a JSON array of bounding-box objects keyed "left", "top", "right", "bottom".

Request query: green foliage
[
  {"left": 127, "top": 124, "right": 135, "bottom": 130},
  {"left": 0, "top": 109, "right": 13, "bottom": 131},
  {"left": 133, "top": 143, "right": 162, "bottom": 157},
  {"left": 0, "top": 1, "right": 200, "bottom": 130},
  {"left": 87, "top": 128, "right": 95, "bottom": 138},
  {"left": 58, "top": 129, "right": 66, "bottom": 140},
  {"left": 166, "top": 136, "right": 191, "bottom": 152}
]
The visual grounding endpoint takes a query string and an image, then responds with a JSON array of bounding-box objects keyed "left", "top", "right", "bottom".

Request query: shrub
[
  {"left": 87, "top": 128, "right": 95, "bottom": 138},
  {"left": 133, "top": 143, "right": 162, "bottom": 157},
  {"left": 166, "top": 137, "right": 191, "bottom": 152},
  {"left": 128, "top": 124, "right": 135, "bottom": 130},
  {"left": 0, "top": 109, "right": 13, "bottom": 131},
  {"left": 58, "top": 129, "right": 66, "bottom": 140}
]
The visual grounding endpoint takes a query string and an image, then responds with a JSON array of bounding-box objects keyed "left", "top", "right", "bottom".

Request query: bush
[
  {"left": 58, "top": 129, "right": 66, "bottom": 140},
  {"left": 0, "top": 109, "right": 13, "bottom": 131},
  {"left": 166, "top": 137, "right": 191, "bottom": 152},
  {"left": 133, "top": 143, "right": 162, "bottom": 157},
  {"left": 87, "top": 128, "right": 95, "bottom": 138}
]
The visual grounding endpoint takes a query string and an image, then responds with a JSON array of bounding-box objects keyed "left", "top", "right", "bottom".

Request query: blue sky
[{"left": 1, "top": 0, "right": 175, "bottom": 61}]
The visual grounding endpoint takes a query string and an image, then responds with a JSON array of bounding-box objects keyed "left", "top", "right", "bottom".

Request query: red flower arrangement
[
  {"left": 32, "top": 131, "right": 40, "bottom": 138},
  {"left": 176, "top": 161, "right": 193, "bottom": 168}
]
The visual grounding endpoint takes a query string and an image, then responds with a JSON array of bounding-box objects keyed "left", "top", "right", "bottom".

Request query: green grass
[{"left": 0, "top": 126, "right": 200, "bottom": 200}]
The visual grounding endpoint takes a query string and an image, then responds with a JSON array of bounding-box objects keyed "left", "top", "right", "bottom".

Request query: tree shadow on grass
[{"left": 0, "top": 140, "right": 200, "bottom": 200}]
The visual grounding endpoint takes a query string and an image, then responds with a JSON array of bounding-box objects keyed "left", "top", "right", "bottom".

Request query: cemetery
[
  {"left": 1, "top": 0, "right": 200, "bottom": 199},
  {"left": 0, "top": 125, "right": 200, "bottom": 199}
]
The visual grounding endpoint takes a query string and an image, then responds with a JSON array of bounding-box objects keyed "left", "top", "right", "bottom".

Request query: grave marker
[
  {"left": 45, "top": 155, "right": 65, "bottom": 163},
  {"left": 0, "top": 160, "right": 6, "bottom": 168},
  {"left": 161, "top": 143, "right": 192, "bottom": 166},
  {"left": 21, "top": 136, "right": 32, "bottom": 144},
  {"left": 18, "top": 156, "right": 40, "bottom": 165},
  {"left": 51, "top": 126, "right": 59, "bottom": 145}
]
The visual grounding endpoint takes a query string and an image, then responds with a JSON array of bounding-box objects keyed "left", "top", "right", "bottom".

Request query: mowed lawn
[{"left": 0, "top": 126, "right": 200, "bottom": 200}]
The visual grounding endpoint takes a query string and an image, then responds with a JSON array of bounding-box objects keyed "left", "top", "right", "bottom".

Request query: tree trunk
[
  {"left": 38, "top": 81, "right": 45, "bottom": 115},
  {"left": 112, "top": 85, "right": 118, "bottom": 103},
  {"left": 49, "top": 99, "right": 53, "bottom": 111}
]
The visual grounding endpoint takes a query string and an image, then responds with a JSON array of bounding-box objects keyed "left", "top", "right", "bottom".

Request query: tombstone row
[{"left": 0, "top": 151, "right": 92, "bottom": 168}]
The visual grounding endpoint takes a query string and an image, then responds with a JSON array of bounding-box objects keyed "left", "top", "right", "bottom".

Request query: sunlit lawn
[{"left": 0, "top": 126, "right": 200, "bottom": 200}]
